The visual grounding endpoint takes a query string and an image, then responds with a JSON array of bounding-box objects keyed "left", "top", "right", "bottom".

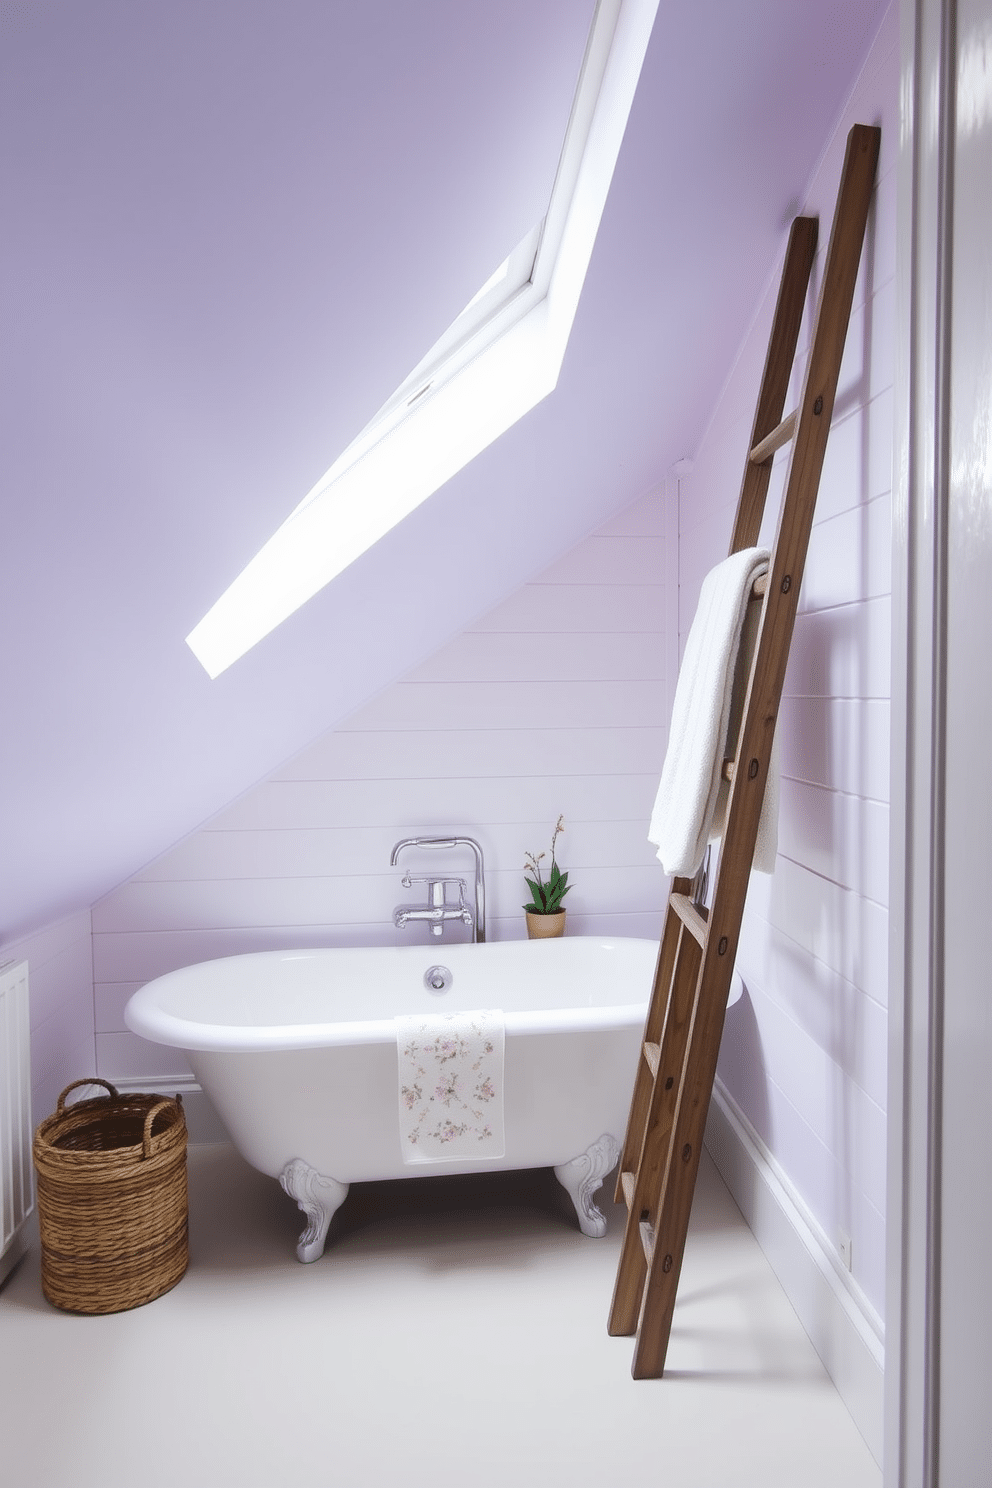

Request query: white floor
[{"left": 0, "top": 1144, "right": 881, "bottom": 1488}]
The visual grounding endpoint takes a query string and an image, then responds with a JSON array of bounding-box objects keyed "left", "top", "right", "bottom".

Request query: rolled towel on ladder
[{"left": 649, "top": 546, "right": 780, "bottom": 879}]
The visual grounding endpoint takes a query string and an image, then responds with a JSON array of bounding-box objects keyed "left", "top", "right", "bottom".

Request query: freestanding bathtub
[{"left": 125, "top": 937, "right": 656, "bottom": 1261}]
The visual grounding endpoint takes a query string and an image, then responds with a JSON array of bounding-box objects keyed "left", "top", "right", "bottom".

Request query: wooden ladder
[{"left": 607, "top": 122, "right": 881, "bottom": 1379}]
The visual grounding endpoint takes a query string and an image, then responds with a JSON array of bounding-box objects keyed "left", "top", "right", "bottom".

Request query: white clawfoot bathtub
[{"left": 125, "top": 937, "right": 656, "bottom": 1261}]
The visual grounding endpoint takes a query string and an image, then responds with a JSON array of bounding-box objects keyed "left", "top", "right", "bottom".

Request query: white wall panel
[
  {"left": 465, "top": 583, "right": 664, "bottom": 634},
  {"left": 268, "top": 726, "right": 666, "bottom": 787},
  {"left": 94, "top": 927, "right": 385, "bottom": 987},
  {"left": 95, "top": 860, "right": 664, "bottom": 946},
  {"left": 719, "top": 1013, "right": 886, "bottom": 1312},
  {"left": 799, "top": 495, "right": 893, "bottom": 614},
  {"left": 737, "top": 918, "right": 889, "bottom": 1104},
  {"left": 742, "top": 991, "right": 887, "bottom": 1215},
  {"left": 120, "top": 814, "right": 660, "bottom": 892},
  {"left": 758, "top": 1075, "right": 885, "bottom": 1294},
  {"left": 777, "top": 779, "right": 889, "bottom": 904},
  {"left": 532, "top": 535, "right": 664, "bottom": 586},
  {"left": 405, "top": 629, "right": 664, "bottom": 683},
  {"left": 814, "top": 389, "right": 894, "bottom": 524},
  {"left": 785, "top": 597, "right": 892, "bottom": 700},
  {"left": 778, "top": 696, "right": 890, "bottom": 800},
  {"left": 341, "top": 678, "right": 667, "bottom": 733},
  {"left": 162, "top": 771, "right": 660, "bottom": 839},
  {"left": 595, "top": 489, "right": 667, "bottom": 536},
  {"left": 835, "top": 275, "right": 897, "bottom": 408},
  {"left": 94, "top": 498, "right": 672, "bottom": 1077},
  {"left": 746, "top": 856, "right": 890, "bottom": 1002},
  {"left": 94, "top": 981, "right": 143, "bottom": 1035},
  {"left": 146, "top": 776, "right": 657, "bottom": 858},
  {"left": 31, "top": 1036, "right": 105, "bottom": 1136},
  {"left": 95, "top": 1031, "right": 193, "bottom": 1082},
  {"left": 31, "top": 992, "right": 97, "bottom": 1091}
]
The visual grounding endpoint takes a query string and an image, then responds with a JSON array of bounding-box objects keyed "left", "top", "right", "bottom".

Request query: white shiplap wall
[
  {"left": 681, "top": 12, "right": 897, "bottom": 1324},
  {"left": 0, "top": 909, "right": 96, "bottom": 1124},
  {"left": 92, "top": 488, "right": 673, "bottom": 1081}
]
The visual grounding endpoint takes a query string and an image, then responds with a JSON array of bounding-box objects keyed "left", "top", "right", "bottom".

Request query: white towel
[
  {"left": 649, "top": 546, "right": 779, "bottom": 878},
  {"left": 396, "top": 1010, "right": 505, "bottom": 1163}
]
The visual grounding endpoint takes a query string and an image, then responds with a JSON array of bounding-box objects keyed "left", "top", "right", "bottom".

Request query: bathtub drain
[{"left": 423, "top": 965, "right": 452, "bottom": 993}]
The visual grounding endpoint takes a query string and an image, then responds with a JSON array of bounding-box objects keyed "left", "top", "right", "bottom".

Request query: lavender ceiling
[{"left": 1, "top": 0, "right": 888, "bottom": 942}]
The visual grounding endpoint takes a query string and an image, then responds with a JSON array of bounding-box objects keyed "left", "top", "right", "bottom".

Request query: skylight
[{"left": 187, "top": 0, "right": 660, "bottom": 678}]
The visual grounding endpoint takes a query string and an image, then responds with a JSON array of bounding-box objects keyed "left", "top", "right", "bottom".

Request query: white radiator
[{"left": 0, "top": 960, "right": 33, "bottom": 1287}]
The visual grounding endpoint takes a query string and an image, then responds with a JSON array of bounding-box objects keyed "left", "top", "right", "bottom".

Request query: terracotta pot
[{"left": 525, "top": 909, "right": 566, "bottom": 940}]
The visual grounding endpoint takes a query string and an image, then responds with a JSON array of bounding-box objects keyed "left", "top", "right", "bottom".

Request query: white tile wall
[
  {"left": 0, "top": 910, "right": 96, "bottom": 1123},
  {"left": 92, "top": 487, "right": 672, "bottom": 1083},
  {"left": 684, "top": 13, "right": 898, "bottom": 1320}
]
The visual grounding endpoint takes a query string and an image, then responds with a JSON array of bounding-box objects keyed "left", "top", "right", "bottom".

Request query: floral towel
[{"left": 395, "top": 1009, "right": 505, "bottom": 1163}]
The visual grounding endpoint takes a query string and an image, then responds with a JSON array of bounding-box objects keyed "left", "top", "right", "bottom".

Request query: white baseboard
[{"left": 704, "top": 1080, "right": 884, "bottom": 1465}]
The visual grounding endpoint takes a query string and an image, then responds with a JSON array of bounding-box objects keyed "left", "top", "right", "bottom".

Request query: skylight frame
[{"left": 187, "top": 0, "right": 660, "bottom": 678}]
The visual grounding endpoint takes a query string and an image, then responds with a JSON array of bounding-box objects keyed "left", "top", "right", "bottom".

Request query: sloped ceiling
[{"left": 1, "top": 0, "right": 888, "bottom": 941}]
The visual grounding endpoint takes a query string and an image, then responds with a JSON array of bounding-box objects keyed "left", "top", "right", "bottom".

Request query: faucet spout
[{"left": 390, "top": 837, "right": 456, "bottom": 866}]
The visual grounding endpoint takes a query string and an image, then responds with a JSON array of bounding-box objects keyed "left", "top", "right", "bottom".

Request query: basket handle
[
  {"left": 56, "top": 1077, "right": 120, "bottom": 1112},
  {"left": 142, "top": 1100, "right": 176, "bottom": 1158}
]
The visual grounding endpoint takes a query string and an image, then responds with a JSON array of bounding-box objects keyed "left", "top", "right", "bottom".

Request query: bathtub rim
[{"left": 124, "top": 936, "right": 656, "bottom": 1054}]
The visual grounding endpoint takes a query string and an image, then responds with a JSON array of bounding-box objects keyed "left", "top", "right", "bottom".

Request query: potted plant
[{"left": 523, "top": 815, "right": 572, "bottom": 939}]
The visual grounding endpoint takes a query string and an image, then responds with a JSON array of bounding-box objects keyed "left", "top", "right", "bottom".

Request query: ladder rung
[
  {"left": 639, "top": 1219, "right": 655, "bottom": 1263},
  {"left": 620, "top": 1170, "right": 636, "bottom": 1208},
  {"left": 749, "top": 408, "right": 797, "bottom": 464},
  {"left": 751, "top": 572, "right": 768, "bottom": 599},
  {"left": 643, "top": 1041, "right": 660, "bottom": 1076},
  {"left": 670, "top": 893, "right": 707, "bottom": 946},
  {"left": 722, "top": 758, "right": 735, "bottom": 782}
]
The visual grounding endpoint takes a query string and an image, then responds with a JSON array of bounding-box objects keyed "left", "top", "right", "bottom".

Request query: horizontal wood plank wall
[
  {"left": 0, "top": 910, "right": 95, "bottom": 1124},
  {"left": 681, "top": 14, "right": 897, "bottom": 1328},
  {"left": 92, "top": 489, "right": 672, "bottom": 1081}
]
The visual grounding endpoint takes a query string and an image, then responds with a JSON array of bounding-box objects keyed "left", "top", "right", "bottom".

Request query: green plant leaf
[{"left": 524, "top": 880, "right": 546, "bottom": 911}]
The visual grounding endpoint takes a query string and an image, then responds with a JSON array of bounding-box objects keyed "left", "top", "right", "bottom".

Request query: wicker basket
[{"left": 33, "top": 1078, "right": 188, "bottom": 1314}]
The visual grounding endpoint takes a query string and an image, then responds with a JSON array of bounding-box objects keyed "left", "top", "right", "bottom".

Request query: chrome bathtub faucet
[
  {"left": 390, "top": 836, "right": 486, "bottom": 943},
  {"left": 393, "top": 875, "right": 471, "bottom": 938}
]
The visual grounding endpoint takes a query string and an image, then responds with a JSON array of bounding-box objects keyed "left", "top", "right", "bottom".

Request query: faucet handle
[{"left": 400, "top": 872, "right": 466, "bottom": 890}]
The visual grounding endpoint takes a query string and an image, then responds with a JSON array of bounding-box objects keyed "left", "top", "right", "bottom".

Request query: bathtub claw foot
[
  {"left": 279, "top": 1159, "right": 349, "bottom": 1263},
  {"left": 553, "top": 1134, "right": 620, "bottom": 1238}
]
